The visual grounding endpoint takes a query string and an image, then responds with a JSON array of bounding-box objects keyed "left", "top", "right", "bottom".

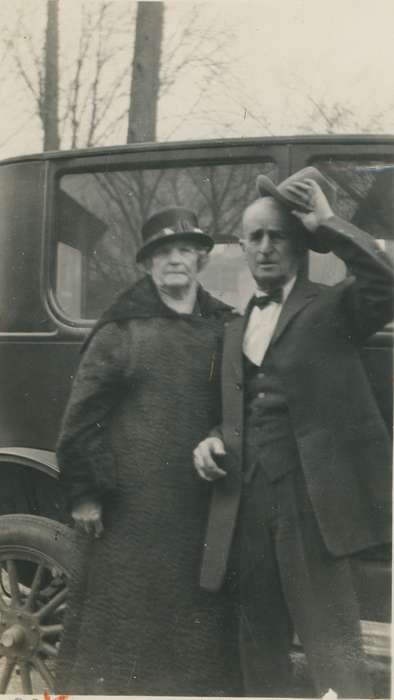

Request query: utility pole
[
  {"left": 43, "top": 0, "right": 60, "bottom": 150},
  {"left": 127, "top": 2, "right": 164, "bottom": 143}
]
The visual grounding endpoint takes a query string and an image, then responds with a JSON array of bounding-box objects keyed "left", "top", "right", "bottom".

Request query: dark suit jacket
[{"left": 201, "top": 215, "right": 393, "bottom": 592}]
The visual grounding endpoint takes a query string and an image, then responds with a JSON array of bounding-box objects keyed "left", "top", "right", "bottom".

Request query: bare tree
[
  {"left": 127, "top": 2, "right": 237, "bottom": 143},
  {"left": 158, "top": 4, "right": 236, "bottom": 140},
  {"left": 298, "top": 95, "right": 394, "bottom": 135},
  {"left": 60, "top": 2, "right": 134, "bottom": 148},
  {"left": 300, "top": 96, "right": 361, "bottom": 134},
  {"left": 3, "top": 6, "right": 46, "bottom": 147},
  {"left": 3, "top": 0, "right": 60, "bottom": 150},
  {"left": 3, "top": 1, "right": 133, "bottom": 150},
  {"left": 1, "top": 1, "right": 235, "bottom": 151}
]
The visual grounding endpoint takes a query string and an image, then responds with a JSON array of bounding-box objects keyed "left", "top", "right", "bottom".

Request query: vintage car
[{"left": 0, "top": 135, "right": 392, "bottom": 693}]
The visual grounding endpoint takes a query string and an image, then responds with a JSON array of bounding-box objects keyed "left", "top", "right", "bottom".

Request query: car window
[
  {"left": 308, "top": 159, "right": 394, "bottom": 286},
  {"left": 55, "top": 157, "right": 394, "bottom": 318},
  {"left": 55, "top": 161, "right": 278, "bottom": 319}
]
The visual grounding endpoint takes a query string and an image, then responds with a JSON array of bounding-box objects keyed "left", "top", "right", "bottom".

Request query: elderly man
[
  {"left": 55, "top": 207, "right": 240, "bottom": 695},
  {"left": 193, "top": 169, "right": 393, "bottom": 698}
]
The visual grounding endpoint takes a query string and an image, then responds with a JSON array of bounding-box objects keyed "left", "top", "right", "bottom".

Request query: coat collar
[
  {"left": 83, "top": 276, "right": 233, "bottom": 352},
  {"left": 99, "top": 275, "right": 232, "bottom": 321},
  {"left": 270, "top": 275, "right": 319, "bottom": 345}
]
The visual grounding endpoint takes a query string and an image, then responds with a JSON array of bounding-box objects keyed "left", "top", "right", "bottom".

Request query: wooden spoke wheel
[{"left": 0, "top": 514, "right": 77, "bottom": 694}]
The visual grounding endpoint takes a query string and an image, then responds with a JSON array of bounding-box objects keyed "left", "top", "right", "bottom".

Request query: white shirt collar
[{"left": 254, "top": 275, "right": 297, "bottom": 303}]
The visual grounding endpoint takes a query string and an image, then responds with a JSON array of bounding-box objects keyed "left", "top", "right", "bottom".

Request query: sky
[
  {"left": 0, "top": 0, "right": 393, "bottom": 158},
  {"left": 159, "top": 0, "right": 394, "bottom": 139}
]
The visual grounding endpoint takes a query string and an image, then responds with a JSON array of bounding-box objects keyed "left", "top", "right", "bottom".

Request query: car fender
[{"left": 0, "top": 447, "right": 59, "bottom": 478}]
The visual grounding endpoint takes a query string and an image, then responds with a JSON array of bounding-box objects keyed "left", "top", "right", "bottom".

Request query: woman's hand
[{"left": 72, "top": 496, "right": 104, "bottom": 538}]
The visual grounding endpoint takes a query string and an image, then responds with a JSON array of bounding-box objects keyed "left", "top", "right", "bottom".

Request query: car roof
[{"left": 2, "top": 134, "right": 394, "bottom": 166}]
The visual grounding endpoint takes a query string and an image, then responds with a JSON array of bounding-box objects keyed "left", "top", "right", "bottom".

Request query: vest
[{"left": 243, "top": 350, "right": 301, "bottom": 483}]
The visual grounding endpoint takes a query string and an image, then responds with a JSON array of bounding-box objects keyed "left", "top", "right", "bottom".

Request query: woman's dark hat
[
  {"left": 256, "top": 166, "right": 338, "bottom": 253},
  {"left": 137, "top": 207, "right": 214, "bottom": 262}
]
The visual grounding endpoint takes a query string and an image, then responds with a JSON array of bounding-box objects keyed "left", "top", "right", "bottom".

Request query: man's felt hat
[
  {"left": 256, "top": 166, "right": 338, "bottom": 253},
  {"left": 137, "top": 206, "right": 214, "bottom": 262}
]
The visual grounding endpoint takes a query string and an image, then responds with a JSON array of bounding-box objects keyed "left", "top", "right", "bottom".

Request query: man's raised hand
[{"left": 288, "top": 179, "right": 334, "bottom": 232}]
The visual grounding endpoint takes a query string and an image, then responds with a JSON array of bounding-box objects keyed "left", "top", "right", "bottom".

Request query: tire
[{"left": 0, "top": 514, "right": 78, "bottom": 694}]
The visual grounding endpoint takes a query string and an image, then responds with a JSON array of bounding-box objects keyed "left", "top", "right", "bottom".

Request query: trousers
[{"left": 234, "top": 464, "right": 373, "bottom": 698}]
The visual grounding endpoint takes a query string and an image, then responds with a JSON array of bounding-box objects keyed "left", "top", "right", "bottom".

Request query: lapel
[
  {"left": 271, "top": 276, "right": 320, "bottom": 345},
  {"left": 223, "top": 316, "right": 246, "bottom": 384}
]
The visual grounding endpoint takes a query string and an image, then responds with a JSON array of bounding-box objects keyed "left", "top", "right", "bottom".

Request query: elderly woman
[{"left": 55, "top": 207, "right": 240, "bottom": 695}]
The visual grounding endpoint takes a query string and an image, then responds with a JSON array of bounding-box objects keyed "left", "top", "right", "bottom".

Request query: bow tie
[{"left": 250, "top": 288, "right": 283, "bottom": 309}]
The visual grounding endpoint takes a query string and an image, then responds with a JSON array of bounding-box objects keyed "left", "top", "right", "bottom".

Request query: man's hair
[{"left": 241, "top": 197, "right": 308, "bottom": 257}]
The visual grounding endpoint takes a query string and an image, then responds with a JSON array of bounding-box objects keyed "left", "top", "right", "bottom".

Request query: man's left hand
[{"left": 287, "top": 178, "right": 334, "bottom": 232}]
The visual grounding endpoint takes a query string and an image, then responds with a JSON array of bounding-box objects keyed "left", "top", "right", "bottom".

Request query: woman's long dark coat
[{"left": 55, "top": 277, "right": 240, "bottom": 695}]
